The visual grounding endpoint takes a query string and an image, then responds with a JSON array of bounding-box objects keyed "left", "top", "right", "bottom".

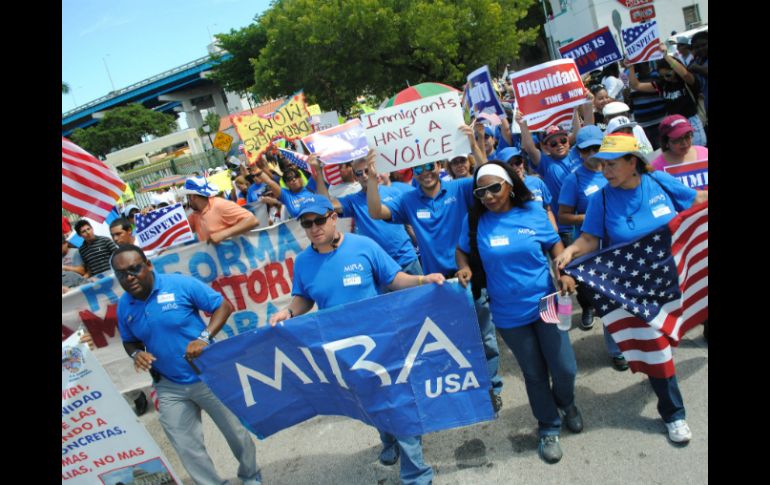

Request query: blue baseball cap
[
  {"left": 497, "top": 146, "right": 523, "bottom": 163},
  {"left": 296, "top": 196, "right": 334, "bottom": 219},
  {"left": 484, "top": 126, "right": 495, "bottom": 137},
  {"left": 575, "top": 125, "right": 604, "bottom": 149}
]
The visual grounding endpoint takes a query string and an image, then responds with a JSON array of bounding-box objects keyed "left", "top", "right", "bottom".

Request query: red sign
[
  {"left": 617, "top": 0, "right": 652, "bottom": 7},
  {"left": 508, "top": 59, "right": 587, "bottom": 123},
  {"left": 630, "top": 5, "right": 656, "bottom": 23}
]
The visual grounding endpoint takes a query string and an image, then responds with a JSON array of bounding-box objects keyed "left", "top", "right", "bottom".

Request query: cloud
[{"left": 79, "top": 14, "right": 134, "bottom": 37}]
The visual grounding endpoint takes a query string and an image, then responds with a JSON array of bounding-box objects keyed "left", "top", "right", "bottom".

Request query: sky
[{"left": 62, "top": 0, "right": 272, "bottom": 114}]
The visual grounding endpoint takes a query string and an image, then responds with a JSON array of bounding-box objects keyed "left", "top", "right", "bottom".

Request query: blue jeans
[
  {"left": 475, "top": 290, "right": 502, "bottom": 395},
  {"left": 155, "top": 379, "right": 260, "bottom": 485},
  {"left": 649, "top": 375, "right": 686, "bottom": 423},
  {"left": 603, "top": 322, "right": 623, "bottom": 358},
  {"left": 379, "top": 432, "right": 433, "bottom": 485},
  {"left": 497, "top": 320, "right": 578, "bottom": 437}
]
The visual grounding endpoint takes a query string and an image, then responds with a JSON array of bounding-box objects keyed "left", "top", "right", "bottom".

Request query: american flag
[
  {"left": 135, "top": 203, "right": 194, "bottom": 251},
  {"left": 539, "top": 292, "right": 560, "bottom": 324},
  {"left": 563, "top": 202, "right": 708, "bottom": 378},
  {"left": 526, "top": 106, "right": 574, "bottom": 131},
  {"left": 62, "top": 137, "right": 127, "bottom": 223},
  {"left": 622, "top": 20, "right": 664, "bottom": 65},
  {"left": 278, "top": 147, "right": 342, "bottom": 186}
]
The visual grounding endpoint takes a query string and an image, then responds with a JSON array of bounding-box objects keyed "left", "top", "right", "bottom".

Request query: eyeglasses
[
  {"left": 353, "top": 169, "right": 366, "bottom": 177},
  {"left": 473, "top": 182, "right": 504, "bottom": 199},
  {"left": 509, "top": 157, "right": 524, "bottom": 166},
  {"left": 300, "top": 212, "right": 333, "bottom": 229},
  {"left": 548, "top": 137, "right": 568, "bottom": 148},
  {"left": 579, "top": 145, "right": 601, "bottom": 154},
  {"left": 114, "top": 262, "right": 146, "bottom": 281},
  {"left": 413, "top": 163, "right": 436, "bottom": 176}
]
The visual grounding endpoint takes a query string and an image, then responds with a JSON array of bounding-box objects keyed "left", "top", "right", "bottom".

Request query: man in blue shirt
[
  {"left": 113, "top": 245, "right": 262, "bottom": 485},
  {"left": 270, "top": 197, "right": 444, "bottom": 485}
]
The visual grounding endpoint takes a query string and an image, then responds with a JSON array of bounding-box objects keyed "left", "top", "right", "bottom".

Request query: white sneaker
[{"left": 665, "top": 419, "right": 692, "bottom": 443}]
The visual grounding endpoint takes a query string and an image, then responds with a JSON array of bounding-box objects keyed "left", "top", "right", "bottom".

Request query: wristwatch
[{"left": 198, "top": 330, "right": 211, "bottom": 344}]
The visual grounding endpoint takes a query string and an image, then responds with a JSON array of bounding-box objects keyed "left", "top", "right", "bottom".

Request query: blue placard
[
  {"left": 467, "top": 65, "right": 505, "bottom": 117},
  {"left": 558, "top": 26, "right": 623, "bottom": 75},
  {"left": 195, "top": 282, "right": 495, "bottom": 438},
  {"left": 301, "top": 119, "right": 370, "bottom": 165}
]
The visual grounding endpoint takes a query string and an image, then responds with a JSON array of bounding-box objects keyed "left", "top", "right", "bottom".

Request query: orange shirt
[{"left": 188, "top": 197, "right": 254, "bottom": 242}]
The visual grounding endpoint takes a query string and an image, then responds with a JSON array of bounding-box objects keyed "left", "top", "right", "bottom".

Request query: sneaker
[
  {"left": 490, "top": 389, "right": 503, "bottom": 414},
  {"left": 579, "top": 308, "right": 595, "bottom": 330},
  {"left": 538, "top": 435, "right": 563, "bottom": 464},
  {"left": 242, "top": 479, "right": 262, "bottom": 485},
  {"left": 562, "top": 404, "right": 583, "bottom": 433},
  {"left": 379, "top": 443, "right": 399, "bottom": 466},
  {"left": 665, "top": 419, "right": 692, "bottom": 444},
  {"left": 134, "top": 391, "right": 148, "bottom": 416},
  {"left": 611, "top": 356, "right": 629, "bottom": 371}
]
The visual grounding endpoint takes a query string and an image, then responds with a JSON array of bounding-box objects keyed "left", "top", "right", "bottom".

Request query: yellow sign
[
  {"left": 230, "top": 91, "right": 314, "bottom": 165},
  {"left": 208, "top": 170, "right": 234, "bottom": 194},
  {"left": 307, "top": 104, "right": 322, "bottom": 116},
  {"left": 213, "top": 132, "right": 233, "bottom": 152}
]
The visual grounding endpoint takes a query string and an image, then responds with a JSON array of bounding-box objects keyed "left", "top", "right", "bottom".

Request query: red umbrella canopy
[{"left": 381, "top": 82, "right": 460, "bottom": 108}]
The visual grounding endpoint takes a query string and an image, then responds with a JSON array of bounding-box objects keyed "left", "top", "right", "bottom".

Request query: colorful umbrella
[
  {"left": 139, "top": 174, "right": 189, "bottom": 193},
  {"left": 380, "top": 82, "right": 460, "bottom": 109}
]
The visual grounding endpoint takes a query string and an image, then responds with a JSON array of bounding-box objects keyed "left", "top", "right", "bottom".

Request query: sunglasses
[
  {"left": 510, "top": 157, "right": 524, "bottom": 166},
  {"left": 579, "top": 145, "right": 601, "bottom": 154},
  {"left": 548, "top": 137, "right": 568, "bottom": 148},
  {"left": 413, "top": 163, "right": 436, "bottom": 176},
  {"left": 114, "top": 262, "right": 146, "bottom": 281},
  {"left": 473, "top": 182, "right": 504, "bottom": 199},
  {"left": 300, "top": 212, "right": 333, "bottom": 229},
  {"left": 284, "top": 175, "right": 298, "bottom": 182},
  {"left": 353, "top": 169, "right": 366, "bottom": 177}
]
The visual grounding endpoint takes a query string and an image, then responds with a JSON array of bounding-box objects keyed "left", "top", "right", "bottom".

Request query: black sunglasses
[
  {"left": 114, "top": 262, "right": 146, "bottom": 280},
  {"left": 578, "top": 145, "right": 601, "bottom": 154},
  {"left": 300, "top": 212, "right": 333, "bottom": 229},
  {"left": 353, "top": 169, "right": 366, "bottom": 177},
  {"left": 548, "top": 137, "right": 568, "bottom": 148},
  {"left": 473, "top": 182, "right": 504, "bottom": 199},
  {"left": 413, "top": 163, "right": 436, "bottom": 175},
  {"left": 509, "top": 157, "right": 524, "bottom": 166}
]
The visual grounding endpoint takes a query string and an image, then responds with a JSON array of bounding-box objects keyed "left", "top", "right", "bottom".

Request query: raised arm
[
  {"left": 307, "top": 154, "right": 343, "bottom": 213},
  {"left": 254, "top": 165, "right": 283, "bottom": 199},
  {"left": 516, "top": 110, "right": 542, "bottom": 166},
  {"left": 461, "top": 123, "right": 487, "bottom": 166},
  {"left": 365, "top": 151, "right": 393, "bottom": 220},
  {"left": 659, "top": 41, "right": 696, "bottom": 85},
  {"left": 626, "top": 59, "right": 656, "bottom": 93}
]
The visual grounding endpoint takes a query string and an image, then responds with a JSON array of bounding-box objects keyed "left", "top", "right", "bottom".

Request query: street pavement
[{"left": 139, "top": 315, "right": 708, "bottom": 485}]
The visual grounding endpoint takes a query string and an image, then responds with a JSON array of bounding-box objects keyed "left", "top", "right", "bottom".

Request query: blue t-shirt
[
  {"left": 338, "top": 186, "right": 417, "bottom": 267},
  {"left": 523, "top": 175, "right": 552, "bottom": 211},
  {"left": 117, "top": 272, "right": 223, "bottom": 384},
  {"left": 558, "top": 165, "right": 607, "bottom": 215},
  {"left": 389, "top": 181, "right": 416, "bottom": 195},
  {"left": 292, "top": 233, "right": 401, "bottom": 310},
  {"left": 582, "top": 171, "right": 697, "bottom": 245},
  {"left": 246, "top": 182, "right": 267, "bottom": 203},
  {"left": 533, "top": 149, "right": 581, "bottom": 231},
  {"left": 458, "top": 201, "right": 560, "bottom": 328},
  {"left": 384, "top": 177, "right": 474, "bottom": 275},
  {"left": 279, "top": 187, "right": 318, "bottom": 218}
]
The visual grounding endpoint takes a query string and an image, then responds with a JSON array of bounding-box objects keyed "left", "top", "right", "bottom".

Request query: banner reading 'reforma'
[
  {"left": 509, "top": 59, "right": 587, "bottom": 124},
  {"left": 362, "top": 92, "right": 471, "bottom": 174},
  {"left": 558, "top": 27, "right": 623, "bottom": 74},
  {"left": 196, "top": 282, "right": 495, "bottom": 438},
  {"left": 62, "top": 332, "right": 182, "bottom": 484}
]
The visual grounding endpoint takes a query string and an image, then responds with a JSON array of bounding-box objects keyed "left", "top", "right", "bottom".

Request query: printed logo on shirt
[
  {"left": 518, "top": 228, "right": 537, "bottom": 236},
  {"left": 161, "top": 303, "right": 179, "bottom": 312},
  {"left": 649, "top": 194, "right": 666, "bottom": 205},
  {"left": 416, "top": 210, "right": 431, "bottom": 219},
  {"left": 443, "top": 196, "right": 458, "bottom": 205},
  {"left": 344, "top": 263, "right": 365, "bottom": 272},
  {"left": 490, "top": 235, "right": 510, "bottom": 247},
  {"left": 530, "top": 189, "right": 543, "bottom": 202},
  {"left": 343, "top": 274, "right": 362, "bottom": 286},
  {"left": 157, "top": 293, "right": 176, "bottom": 304},
  {"left": 651, "top": 204, "right": 672, "bottom": 218},
  {"left": 382, "top": 196, "right": 395, "bottom": 203},
  {"left": 584, "top": 185, "right": 600, "bottom": 196}
]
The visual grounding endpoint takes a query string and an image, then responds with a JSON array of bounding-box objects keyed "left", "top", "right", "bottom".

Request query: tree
[
  {"left": 62, "top": 82, "right": 70, "bottom": 94},
  {"left": 249, "top": 0, "right": 539, "bottom": 113},
  {"left": 207, "top": 23, "right": 267, "bottom": 98},
  {"left": 199, "top": 111, "right": 222, "bottom": 138},
  {"left": 70, "top": 104, "right": 178, "bottom": 158}
]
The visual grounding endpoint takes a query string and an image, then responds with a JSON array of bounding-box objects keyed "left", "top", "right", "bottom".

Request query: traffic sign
[
  {"left": 618, "top": 0, "right": 652, "bottom": 7},
  {"left": 213, "top": 132, "right": 233, "bottom": 152},
  {"left": 630, "top": 5, "right": 655, "bottom": 23}
]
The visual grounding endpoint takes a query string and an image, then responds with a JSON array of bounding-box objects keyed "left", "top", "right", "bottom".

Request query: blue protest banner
[
  {"left": 301, "top": 119, "right": 370, "bottom": 165},
  {"left": 558, "top": 26, "right": 623, "bottom": 75},
  {"left": 467, "top": 66, "right": 505, "bottom": 118},
  {"left": 195, "top": 281, "right": 495, "bottom": 438}
]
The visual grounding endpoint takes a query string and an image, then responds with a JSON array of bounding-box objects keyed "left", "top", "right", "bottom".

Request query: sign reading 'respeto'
[
  {"left": 509, "top": 59, "right": 587, "bottom": 124},
  {"left": 362, "top": 93, "right": 471, "bottom": 174}
]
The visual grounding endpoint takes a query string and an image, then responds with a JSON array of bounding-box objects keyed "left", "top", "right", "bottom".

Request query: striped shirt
[{"left": 78, "top": 236, "right": 117, "bottom": 275}]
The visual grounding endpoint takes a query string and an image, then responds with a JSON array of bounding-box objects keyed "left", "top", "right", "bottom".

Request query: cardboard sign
[
  {"left": 663, "top": 160, "right": 708, "bottom": 190},
  {"left": 302, "top": 119, "right": 370, "bottom": 165},
  {"left": 467, "top": 65, "right": 505, "bottom": 118},
  {"left": 559, "top": 27, "right": 623, "bottom": 74},
  {"left": 509, "top": 59, "right": 587, "bottom": 124},
  {"left": 622, "top": 20, "right": 665, "bottom": 65},
  {"left": 630, "top": 5, "right": 656, "bottom": 23},
  {"left": 362, "top": 92, "right": 471, "bottom": 174},
  {"left": 213, "top": 131, "right": 233, "bottom": 152},
  {"left": 230, "top": 92, "right": 314, "bottom": 165},
  {"left": 617, "top": 0, "right": 653, "bottom": 7}
]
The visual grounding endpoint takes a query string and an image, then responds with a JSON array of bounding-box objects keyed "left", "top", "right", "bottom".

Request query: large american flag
[
  {"left": 135, "top": 203, "right": 194, "bottom": 251},
  {"left": 62, "top": 137, "right": 127, "bottom": 222},
  {"left": 622, "top": 20, "right": 664, "bottom": 65},
  {"left": 279, "top": 147, "right": 342, "bottom": 186},
  {"left": 564, "top": 202, "right": 708, "bottom": 378}
]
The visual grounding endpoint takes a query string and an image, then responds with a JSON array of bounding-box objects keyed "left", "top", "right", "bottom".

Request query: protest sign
[
  {"left": 62, "top": 332, "right": 182, "bottom": 484},
  {"left": 196, "top": 281, "right": 495, "bottom": 438},
  {"left": 513, "top": 100, "right": 575, "bottom": 132},
  {"left": 135, "top": 204, "right": 194, "bottom": 251},
  {"left": 622, "top": 20, "right": 664, "bottom": 65},
  {"left": 663, "top": 160, "right": 708, "bottom": 190},
  {"left": 509, "top": 59, "right": 587, "bottom": 124},
  {"left": 467, "top": 65, "right": 505, "bottom": 118},
  {"left": 558, "top": 27, "right": 623, "bottom": 74},
  {"left": 213, "top": 131, "right": 233, "bottom": 153},
  {"left": 362, "top": 92, "right": 471, "bottom": 174},
  {"left": 61, "top": 219, "right": 353, "bottom": 394},
  {"left": 230, "top": 92, "right": 314, "bottom": 165},
  {"left": 301, "top": 119, "right": 370, "bottom": 165}
]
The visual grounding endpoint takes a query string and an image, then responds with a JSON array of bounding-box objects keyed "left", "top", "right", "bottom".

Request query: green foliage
[
  {"left": 249, "top": 0, "right": 539, "bottom": 113},
  {"left": 70, "top": 104, "right": 178, "bottom": 158},
  {"left": 62, "top": 82, "right": 70, "bottom": 94},
  {"left": 199, "top": 112, "right": 222, "bottom": 137},
  {"left": 208, "top": 23, "right": 268, "bottom": 95}
]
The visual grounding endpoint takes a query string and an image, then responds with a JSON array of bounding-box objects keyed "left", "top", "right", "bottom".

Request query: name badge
[
  {"left": 416, "top": 210, "right": 431, "bottom": 220},
  {"left": 651, "top": 204, "right": 672, "bottom": 218},
  {"left": 584, "top": 185, "right": 600, "bottom": 196},
  {"left": 157, "top": 293, "right": 175, "bottom": 304},
  {"left": 490, "top": 235, "right": 510, "bottom": 247},
  {"left": 343, "top": 275, "right": 362, "bottom": 287}
]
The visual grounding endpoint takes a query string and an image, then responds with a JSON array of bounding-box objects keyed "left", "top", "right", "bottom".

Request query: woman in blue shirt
[
  {"left": 555, "top": 134, "right": 707, "bottom": 445},
  {"left": 455, "top": 161, "right": 580, "bottom": 465}
]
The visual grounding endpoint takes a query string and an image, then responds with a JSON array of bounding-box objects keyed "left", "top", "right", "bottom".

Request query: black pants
[{"left": 559, "top": 231, "right": 594, "bottom": 311}]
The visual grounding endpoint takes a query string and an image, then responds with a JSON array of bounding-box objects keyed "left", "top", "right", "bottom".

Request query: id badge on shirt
[
  {"left": 157, "top": 293, "right": 176, "bottom": 304},
  {"left": 490, "top": 235, "right": 510, "bottom": 247},
  {"left": 651, "top": 204, "right": 672, "bottom": 218},
  {"left": 343, "top": 274, "right": 362, "bottom": 286},
  {"left": 416, "top": 210, "right": 431, "bottom": 220},
  {"left": 584, "top": 185, "right": 600, "bottom": 197}
]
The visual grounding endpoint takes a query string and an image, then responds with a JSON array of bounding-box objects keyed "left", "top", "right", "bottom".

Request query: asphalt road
[{"left": 138, "top": 316, "right": 708, "bottom": 485}]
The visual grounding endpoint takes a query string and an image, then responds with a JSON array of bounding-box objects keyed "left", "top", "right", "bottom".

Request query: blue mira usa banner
[{"left": 195, "top": 281, "right": 495, "bottom": 438}]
